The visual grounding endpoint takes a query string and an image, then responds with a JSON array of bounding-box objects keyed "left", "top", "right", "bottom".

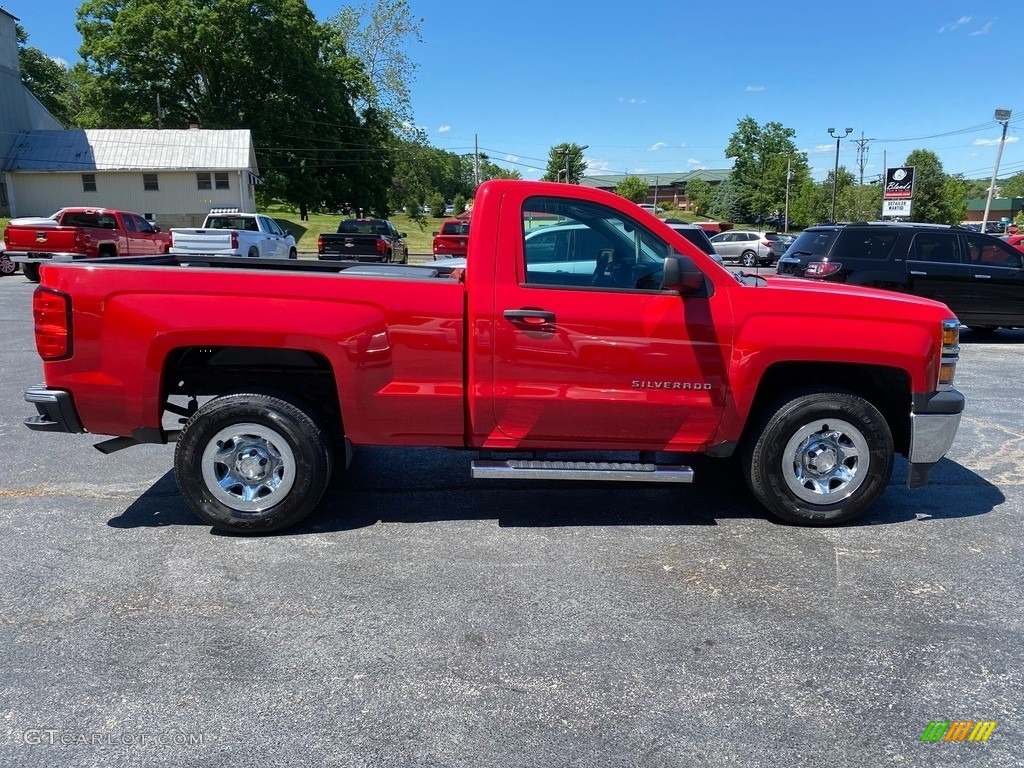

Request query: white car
[{"left": 170, "top": 210, "right": 297, "bottom": 259}]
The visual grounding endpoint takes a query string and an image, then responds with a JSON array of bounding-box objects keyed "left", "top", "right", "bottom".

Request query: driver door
[{"left": 489, "top": 195, "right": 730, "bottom": 449}]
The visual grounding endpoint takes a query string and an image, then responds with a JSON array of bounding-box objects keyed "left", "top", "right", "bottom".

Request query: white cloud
[
  {"left": 437, "top": 125, "right": 450, "bottom": 133},
  {"left": 52, "top": 56, "right": 69, "bottom": 69},
  {"left": 619, "top": 97, "right": 647, "bottom": 105},
  {"left": 686, "top": 158, "right": 704, "bottom": 168},
  {"left": 648, "top": 142, "right": 668, "bottom": 151},
  {"left": 969, "top": 20, "right": 993, "bottom": 36},
  {"left": 810, "top": 143, "right": 836, "bottom": 155},
  {"left": 973, "top": 135, "right": 1019, "bottom": 147},
  {"left": 745, "top": 85, "right": 764, "bottom": 92},
  {"left": 505, "top": 154, "right": 519, "bottom": 163},
  {"left": 939, "top": 16, "right": 972, "bottom": 32},
  {"left": 586, "top": 159, "right": 612, "bottom": 171}
]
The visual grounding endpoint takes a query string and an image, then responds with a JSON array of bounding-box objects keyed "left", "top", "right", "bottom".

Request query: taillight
[
  {"left": 33, "top": 288, "right": 72, "bottom": 360},
  {"left": 317, "top": 234, "right": 324, "bottom": 252},
  {"left": 805, "top": 261, "right": 841, "bottom": 277},
  {"left": 376, "top": 237, "right": 388, "bottom": 256},
  {"left": 231, "top": 231, "right": 239, "bottom": 250},
  {"left": 761, "top": 240, "right": 772, "bottom": 248}
]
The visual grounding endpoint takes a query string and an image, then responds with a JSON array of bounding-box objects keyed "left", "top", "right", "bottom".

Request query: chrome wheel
[
  {"left": 201, "top": 423, "right": 296, "bottom": 512},
  {"left": 0, "top": 254, "right": 16, "bottom": 276},
  {"left": 781, "top": 418, "right": 869, "bottom": 504},
  {"left": 741, "top": 251, "right": 757, "bottom": 267}
]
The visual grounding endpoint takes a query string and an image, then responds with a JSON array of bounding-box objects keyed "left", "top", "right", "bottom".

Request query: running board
[{"left": 471, "top": 459, "right": 694, "bottom": 483}]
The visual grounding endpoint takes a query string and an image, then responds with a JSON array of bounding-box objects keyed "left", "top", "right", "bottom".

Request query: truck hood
[{"left": 760, "top": 274, "right": 956, "bottom": 316}]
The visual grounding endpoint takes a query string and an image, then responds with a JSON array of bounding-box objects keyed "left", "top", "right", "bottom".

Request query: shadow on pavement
[{"left": 107, "top": 448, "right": 1004, "bottom": 535}]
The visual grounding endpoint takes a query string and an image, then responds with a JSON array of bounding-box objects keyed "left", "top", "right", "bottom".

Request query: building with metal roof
[
  {"left": 3, "top": 128, "right": 261, "bottom": 224},
  {"left": 579, "top": 169, "right": 731, "bottom": 211}
]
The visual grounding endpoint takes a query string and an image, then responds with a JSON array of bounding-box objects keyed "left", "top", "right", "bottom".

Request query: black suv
[{"left": 776, "top": 222, "right": 1024, "bottom": 331}]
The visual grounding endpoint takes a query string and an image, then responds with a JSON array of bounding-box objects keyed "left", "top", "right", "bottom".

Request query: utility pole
[
  {"left": 156, "top": 94, "right": 163, "bottom": 130},
  {"left": 852, "top": 132, "right": 873, "bottom": 220},
  {"left": 981, "top": 108, "right": 1012, "bottom": 235},
  {"left": 828, "top": 127, "right": 852, "bottom": 223}
]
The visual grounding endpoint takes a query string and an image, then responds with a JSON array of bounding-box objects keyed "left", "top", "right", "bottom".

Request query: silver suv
[{"left": 709, "top": 230, "right": 788, "bottom": 267}]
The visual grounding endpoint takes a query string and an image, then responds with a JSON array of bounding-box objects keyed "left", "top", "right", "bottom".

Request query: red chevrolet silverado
[
  {"left": 4, "top": 207, "right": 170, "bottom": 282},
  {"left": 23, "top": 180, "right": 965, "bottom": 534}
]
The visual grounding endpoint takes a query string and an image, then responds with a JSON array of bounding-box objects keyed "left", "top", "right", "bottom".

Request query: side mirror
[
  {"left": 662, "top": 255, "right": 706, "bottom": 293},
  {"left": 400, "top": 232, "right": 407, "bottom": 238},
  {"left": 152, "top": 226, "right": 162, "bottom": 233},
  {"left": 432, "top": 231, "right": 439, "bottom": 237}
]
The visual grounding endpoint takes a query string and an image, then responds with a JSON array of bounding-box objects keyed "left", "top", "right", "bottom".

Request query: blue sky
[{"left": 8, "top": 0, "right": 1024, "bottom": 183}]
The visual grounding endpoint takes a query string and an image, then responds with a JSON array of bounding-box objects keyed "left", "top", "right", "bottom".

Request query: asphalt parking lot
[{"left": 0, "top": 273, "right": 1021, "bottom": 767}]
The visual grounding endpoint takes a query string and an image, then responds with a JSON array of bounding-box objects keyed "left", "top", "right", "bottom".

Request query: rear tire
[
  {"left": 742, "top": 390, "right": 893, "bottom": 525},
  {"left": 23, "top": 262, "right": 40, "bottom": 282},
  {"left": 288, "top": 247, "right": 297, "bottom": 259},
  {"left": 174, "top": 392, "right": 333, "bottom": 534}
]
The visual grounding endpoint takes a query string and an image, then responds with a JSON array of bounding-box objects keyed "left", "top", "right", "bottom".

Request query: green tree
[
  {"left": 74, "top": 0, "right": 390, "bottom": 216},
  {"left": 16, "top": 24, "right": 76, "bottom": 126},
  {"left": 961, "top": 177, "right": 992, "bottom": 200},
  {"left": 324, "top": 0, "right": 423, "bottom": 130},
  {"left": 684, "top": 177, "right": 714, "bottom": 216},
  {"left": 543, "top": 143, "right": 588, "bottom": 183},
  {"left": 724, "top": 117, "right": 807, "bottom": 223},
  {"left": 615, "top": 175, "right": 649, "bottom": 203},
  {"left": 997, "top": 170, "right": 1024, "bottom": 198},
  {"left": 901, "top": 149, "right": 962, "bottom": 224}
]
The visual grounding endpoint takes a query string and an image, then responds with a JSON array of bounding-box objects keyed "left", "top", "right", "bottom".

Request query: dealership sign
[{"left": 884, "top": 167, "right": 915, "bottom": 200}]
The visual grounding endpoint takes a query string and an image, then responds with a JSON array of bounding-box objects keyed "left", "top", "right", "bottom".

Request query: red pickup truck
[
  {"left": 4, "top": 207, "right": 170, "bottom": 282},
  {"left": 432, "top": 217, "right": 470, "bottom": 259},
  {"left": 22, "top": 180, "right": 964, "bottom": 534}
]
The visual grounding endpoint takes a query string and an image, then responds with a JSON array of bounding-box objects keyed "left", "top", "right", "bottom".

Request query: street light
[
  {"left": 980, "top": 108, "right": 1012, "bottom": 235},
  {"left": 828, "top": 127, "right": 852, "bottom": 223},
  {"left": 561, "top": 144, "right": 588, "bottom": 183}
]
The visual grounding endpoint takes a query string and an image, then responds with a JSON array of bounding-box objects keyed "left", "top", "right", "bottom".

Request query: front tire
[
  {"left": 742, "top": 390, "right": 893, "bottom": 525},
  {"left": 23, "top": 262, "right": 40, "bottom": 282},
  {"left": 0, "top": 254, "right": 17, "bottom": 276},
  {"left": 174, "top": 392, "right": 333, "bottom": 533}
]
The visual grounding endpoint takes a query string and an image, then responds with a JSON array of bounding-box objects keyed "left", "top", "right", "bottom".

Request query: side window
[
  {"left": 521, "top": 196, "right": 672, "bottom": 290},
  {"left": 122, "top": 215, "right": 136, "bottom": 232},
  {"left": 911, "top": 233, "right": 961, "bottom": 264},
  {"left": 831, "top": 230, "right": 898, "bottom": 261},
  {"left": 134, "top": 215, "right": 154, "bottom": 233},
  {"left": 967, "top": 235, "right": 1024, "bottom": 268}
]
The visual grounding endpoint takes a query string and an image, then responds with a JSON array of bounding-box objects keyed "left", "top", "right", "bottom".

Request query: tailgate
[
  {"left": 322, "top": 234, "right": 379, "bottom": 255},
  {"left": 170, "top": 230, "right": 235, "bottom": 253},
  {"left": 434, "top": 235, "right": 468, "bottom": 254},
  {"left": 6, "top": 226, "right": 78, "bottom": 253}
]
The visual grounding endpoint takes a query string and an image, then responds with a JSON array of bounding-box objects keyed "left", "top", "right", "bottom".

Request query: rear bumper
[
  {"left": 8, "top": 252, "right": 82, "bottom": 263},
  {"left": 24, "top": 386, "right": 86, "bottom": 433},
  {"left": 906, "top": 389, "right": 965, "bottom": 487}
]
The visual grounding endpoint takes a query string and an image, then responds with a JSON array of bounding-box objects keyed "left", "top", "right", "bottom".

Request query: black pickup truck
[{"left": 317, "top": 218, "right": 408, "bottom": 263}]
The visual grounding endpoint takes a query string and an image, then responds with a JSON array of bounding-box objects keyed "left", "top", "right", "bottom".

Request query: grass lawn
[{"left": 262, "top": 205, "right": 442, "bottom": 255}]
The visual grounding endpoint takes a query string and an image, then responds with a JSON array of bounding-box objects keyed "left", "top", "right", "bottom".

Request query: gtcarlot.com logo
[
  {"left": 921, "top": 720, "right": 997, "bottom": 743},
  {"left": 12, "top": 729, "right": 204, "bottom": 747}
]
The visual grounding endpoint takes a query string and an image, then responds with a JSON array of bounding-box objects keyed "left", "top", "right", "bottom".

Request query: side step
[{"left": 471, "top": 459, "right": 694, "bottom": 484}]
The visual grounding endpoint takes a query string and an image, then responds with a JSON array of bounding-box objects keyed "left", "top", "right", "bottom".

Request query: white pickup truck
[{"left": 170, "top": 209, "right": 298, "bottom": 259}]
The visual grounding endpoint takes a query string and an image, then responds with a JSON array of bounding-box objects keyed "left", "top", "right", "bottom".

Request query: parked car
[
  {"left": 1003, "top": 233, "right": 1024, "bottom": 252},
  {"left": 318, "top": 218, "right": 408, "bottom": 263},
  {"left": 4, "top": 207, "right": 171, "bottom": 282},
  {"left": 775, "top": 221, "right": 1024, "bottom": 331},
  {"left": 663, "top": 221, "right": 724, "bottom": 263},
  {"left": 709, "top": 230, "right": 783, "bottom": 267},
  {"left": 0, "top": 242, "right": 17, "bottom": 276},
  {"left": 432, "top": 218, "right": 470, "bottom": 260},
  {"left": 637, "top": 203, "right": 659, "bottom": 216},
  {"left": 170, "top": 210, "right": 297, "bottom": 259}
]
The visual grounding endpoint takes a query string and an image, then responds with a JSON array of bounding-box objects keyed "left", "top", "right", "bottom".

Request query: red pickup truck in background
[
  {"left": 4, "top": 207, "right": 170, "bottom": 282},
  {"left": 22, "top": 180, "right": 964, "bottom": 535},
  {"left": 432, "top": 217, "right": 470, "bottom": 259}
]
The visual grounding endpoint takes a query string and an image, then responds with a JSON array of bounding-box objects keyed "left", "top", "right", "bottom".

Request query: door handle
[
  {"left": 909, "top": 270, "right": 927, "bottom": 276},
  {"left": 503, "top": 309, "right": 556, "bottom": 326},
  {"left": 973, "top": 274, "right": 991, "bottom": 279}
]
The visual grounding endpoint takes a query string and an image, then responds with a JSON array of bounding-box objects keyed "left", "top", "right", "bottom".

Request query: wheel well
[
  {"left": 162, "top": 346, "right": 343, "bottom": 438},
  {"left": 98, "top": 244, "right": 117, "bottom": 257},
  {"left": 743, "top": 362, "right": 911, "bottom": 455}
]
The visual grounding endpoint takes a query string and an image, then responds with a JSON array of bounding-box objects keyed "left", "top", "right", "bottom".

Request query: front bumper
[
  {"left": 907, "top": 389, "right": 965, "bottom": 487},
  {"left": 24, "top": 386, "right": 85, "bottom": 433}
]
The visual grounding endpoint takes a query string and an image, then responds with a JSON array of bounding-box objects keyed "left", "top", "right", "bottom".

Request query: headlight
[{"left": 938, "top": 319, "right": 960, "bottom": 390}]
